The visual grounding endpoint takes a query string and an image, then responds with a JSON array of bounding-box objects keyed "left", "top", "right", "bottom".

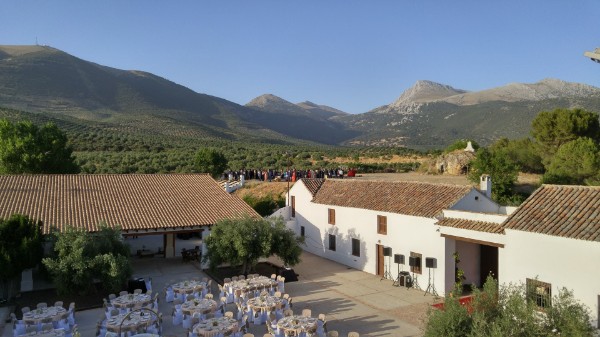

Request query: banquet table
[
  {"left": 180, "top": 298, "right": 218, "bottom": 316},
  {"left": 171, "top": 280, "right": 206, "bottom": 295},
  {"left": 105, "top": 312, "right": 153, "bottom": 333},
  {"left": 111, "top": 293, "right": 153, "bottom": 309},
  {"left": 22, "top": 306, "right": 68, "bottom": 326},
  {"left": 130, "top": 334, "right": 160, "bottom": 337},
  {"left": 18, "top": 329, "right": 66, "bottom": 337},
  {"left": 247, "top": 295, "right": 283, "bottom": 312},
  {"left": 226, "top": 276, "right": 277, "bottom": 293},
  {"left": 193, "top": 317, "right": 239, "bottom": 337},
  {"left": 277, "top": 315, "right": 318, "bottom": 336}
]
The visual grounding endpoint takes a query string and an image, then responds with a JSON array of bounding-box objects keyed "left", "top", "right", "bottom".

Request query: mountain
[
  {"left": 340, "top": 79, "right": 600, "bottom": 148},
  {"left": 0, "top": 45, "right": 355, "bottom": 145},
  {"left": 245, "top": 94, "right": 359, "bottom": 144}
]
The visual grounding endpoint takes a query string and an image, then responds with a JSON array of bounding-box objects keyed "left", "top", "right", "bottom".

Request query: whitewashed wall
[
  {"left": 451, "top": 190, "right": 504, "bottom": 214},
  {"left": 500, "top": 230, "right": 600, "bottom": 326}
]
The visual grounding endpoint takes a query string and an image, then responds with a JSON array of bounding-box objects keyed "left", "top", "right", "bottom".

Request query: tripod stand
[
  {"left": 424, "top": 267, "right": 439, "bottom": 297},
  {"left": 380, "top": 255, "right": 393, "bottom": 281},
  {"left": 411, "top": 271, "right": 421, "bottom": 290},
  {"left": 393, "top": 262, "right": 402, "bottom": 286}
]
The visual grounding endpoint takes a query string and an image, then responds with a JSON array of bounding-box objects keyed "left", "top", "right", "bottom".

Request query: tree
[
  {"left": 0, "top": 214, "right": 43, "bottom": 301},
  {"left": 424, "top": 276, "right": 595, "bottom": 337},
  {"left": 543, "top": 138, "right": 600, "bottom": 185},
  {"left": 468, "top": 148, "right": 519, "bottom": 204},
  {"left": 194, "top": 148, "right": 228, "bottom": 178},
  {"left": 203, "top": 216, "right": 304, "bottom": 274},
  {"left": 531, "top": 108, "right": 600, "bottom": 164},
  {"left": 0, "top": 119, "right": 79, "bottom": 174},
  {"left": 42, "top": 224, "right": 131, "bottom": 295},
  {"left": 489, "top": 138, "right": 544, "bottom": 174}
]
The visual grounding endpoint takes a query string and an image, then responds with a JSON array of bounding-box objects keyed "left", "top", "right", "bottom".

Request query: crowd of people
[{"left": 222, "top": 167, "right": 357, "bottom": 182}]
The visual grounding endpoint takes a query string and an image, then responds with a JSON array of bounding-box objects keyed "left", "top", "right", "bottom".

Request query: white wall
[
  {"left": 500, "top": 230, "right": 600, "bottom": 326},
  {"left": 451, "top": 190, "right": 502, "bottom": 214}
]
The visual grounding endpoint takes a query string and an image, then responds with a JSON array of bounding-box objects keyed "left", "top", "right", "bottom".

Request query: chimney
[{"left": 480, "top": 175, "right": 492, "bottom": 198}]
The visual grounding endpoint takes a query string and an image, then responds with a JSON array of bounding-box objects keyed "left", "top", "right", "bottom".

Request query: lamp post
[{"left": 285, "top": 152, "right": 291, "bottom": 206}]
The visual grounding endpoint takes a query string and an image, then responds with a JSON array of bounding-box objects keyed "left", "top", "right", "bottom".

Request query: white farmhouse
[
  {"left": 284, "top": 176, "right": 512, "bottom": 298},
  {"left": 282, "top": 178, "right": 600, "bottom": 327}
]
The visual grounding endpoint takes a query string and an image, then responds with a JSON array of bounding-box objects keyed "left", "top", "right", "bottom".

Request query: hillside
[{"left": 0, "top": 45, "right": 352, "bottom": 145}]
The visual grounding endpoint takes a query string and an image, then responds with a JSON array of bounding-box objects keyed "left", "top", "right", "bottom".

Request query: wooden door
[
  {"left": 480, "top": 245, "right": 498, "bottom": 286},
  {"left": 291, "top": 196, "right": 295, "bottom": 217},
  {"left": 376, "top": 244, "right": 384, "bottom": 276}
]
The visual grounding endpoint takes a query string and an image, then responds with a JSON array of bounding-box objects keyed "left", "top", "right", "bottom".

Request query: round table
[
  {"left": 247, "top": 295, "right": 283, "bottom": 312},
  {"left": 19, "top": 329, "right": 65, "bottom": 337},
  {"left": 111, "top": 293, "right": 153, "bottom": 309},
  {"left": 105, "top": 312, "right": 153, "bottom": 333},
  {"left": 226, "top": 276, "right": 277, "bottom": 293},
  {"left": 180, "top": 298, "right": 218, "bottom": 316},
  {"left": 171, "top": 280, "right": 206, "bottom": 295},
  {"left": 277, "top": 315, "right": 318, "bottom": 336},
  {"left": 193, "top": 317, "right": 239, "bottom": 337},
  {"left": 22, "top": 306, "right": 68, "bottom": 326}
]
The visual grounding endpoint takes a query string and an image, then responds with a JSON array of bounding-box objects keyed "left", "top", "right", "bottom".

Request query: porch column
[
  {"left": 165, "top": 233, "right": 175, "bottom": 258},
  {"left": 444, "top": 237, "right": 456, "bottom": 294},
  {"left": 201, "top": 227, "right": 210, "bottom": 269}
]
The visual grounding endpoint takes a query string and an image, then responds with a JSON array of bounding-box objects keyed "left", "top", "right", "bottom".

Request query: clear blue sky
[{"left": 1, "top": 1, "right": 599, "bottom": 113}]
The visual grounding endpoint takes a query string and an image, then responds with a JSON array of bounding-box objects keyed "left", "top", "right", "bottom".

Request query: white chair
[
  {"left": 165, "top": 286, "right": 175, "bottom": 303},
  {"left": 277, "top": 276, "right": 285, "bottom": 293},
  {"left": 10, "top": 313, "right": 25, "bottom": 337},
  {"left": 172, "top": 308, "right": 183, "bottom": 326},
  {"left": 182, "top": 313, "right": 194, "bottom": 329},
  {"left": 145, "top": 277, "right": 153, "bottom": 292}
]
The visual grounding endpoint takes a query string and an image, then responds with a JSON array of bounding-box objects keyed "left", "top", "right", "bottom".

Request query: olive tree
[
  {"left": 0, "top": 119, "right": 79, "bottom": 174},
  {"left": 195, "top": 148, "right": 228, "bottom": 178},
  {"left": 203, "top": 216, "right": 304, "bottom": 274},
  {"left": 43, "top": 224, "right": 131, "bottom": 295},
  {"left": 0, "top": 214, "right": 44, "bottom": 301}
]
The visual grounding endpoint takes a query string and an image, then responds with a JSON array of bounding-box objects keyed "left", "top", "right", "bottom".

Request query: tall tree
[
  {"left": 531, "top": 108, "right": 600, "bottom": 164},
  {"left": 194, "top": 148, "right": 228, "bottom": 178},
  {"left": 0, "top": 119, "right": 79, "bottom": 174},
  {"left": 0, "top": 214, "right": 43, "bottom": 301},
  {"left": 468, "top": 148, "right": 519, "bottom": 204},
  {"left": 543, "top": 137, "right": 600, "bottom": 185},
  {"left": 203, "top": 216, "right": 304, "bottom": 274},
  {"left": 490, "top": 138, "right": 544, "bottom": 173}
]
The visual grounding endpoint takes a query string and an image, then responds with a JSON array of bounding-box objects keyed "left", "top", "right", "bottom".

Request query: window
[
  {"left": 351, "top": 238, "right": 360, "bottom": 257},
  {"left": 410, "top": 251, "right": 422, "bottom": 274},
  {"left": 328, "top": 208, "right": 335, "bottom": 225},
  {"left": 291, "top": 196, "right": 295, "bottom": 217},
  {"left": 526, "top": 278, "right": 551, "bottom": 309},
  {"left": 300, "top": 226, "right": 305, "bottom": 237},
  {"left": 377, "top": 215, "right": 387, "bottom": 235},
  {"left": 328, "top": 234, "right": 336, "bottom": 251}
]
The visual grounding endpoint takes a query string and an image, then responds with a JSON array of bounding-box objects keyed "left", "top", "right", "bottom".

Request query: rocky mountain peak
[{"left": 390, "top": 80, "right": 468, "bottom": 108}]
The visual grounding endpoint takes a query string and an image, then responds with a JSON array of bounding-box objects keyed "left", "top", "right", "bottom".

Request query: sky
[{"left": 1, "top": 1, "right": 599, "bottom": 114}]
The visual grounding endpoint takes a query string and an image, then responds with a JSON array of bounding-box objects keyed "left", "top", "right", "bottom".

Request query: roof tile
[
  {"left": 503, "top": 185, "right": 600, "bottom": 242},
  {"left": 312, "top": 180, "right": 472, "bottom": 218},
  {"left": 0, "top": 174, "right": 259, "bottom": 234}
]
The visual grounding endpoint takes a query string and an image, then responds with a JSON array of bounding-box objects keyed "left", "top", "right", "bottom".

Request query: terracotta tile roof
[
  {"left": 312, "top": 180, "right": 472, "bottom": 218},
  {"left": 437, "top": 218, "right": 505, "bottom": 234},
  {"left": 0, "top": 174, "right": 259, "bottom": 234},
  {"left": 300, "top": 179, "right": 325, "bottom": 196},
  {"left": 503, "top": 184, "right": 600, "bottom": 242}
]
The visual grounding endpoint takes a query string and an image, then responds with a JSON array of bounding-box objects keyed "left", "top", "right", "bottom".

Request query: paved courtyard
[{"left": 2, "top": 246, "right": 438, "bottom": 337}]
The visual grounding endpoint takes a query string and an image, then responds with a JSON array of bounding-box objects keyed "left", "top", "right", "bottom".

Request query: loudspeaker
[
  {"left": 426, "top": 257, "right": 437, "bottom": 268},
  {"left": 408, "top": 256, "right": 417, "bottom": 267},
  {"left": 394, "top": 254, "right": 405, "bottom": 264},
  {"left": 383, "top": 247, "right": 392, "bottom": 257}
]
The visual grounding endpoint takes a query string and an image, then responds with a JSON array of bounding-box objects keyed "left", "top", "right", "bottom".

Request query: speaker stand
[
  {"left": 393, "top": 263, "right": 401, "bottom": 286},
  {"left": 381, "top": 257, "right": 392, "bottom": 281},
  {"left": 412, "top": 272, "right": 421, "bottom": 291},
  {"left": 424, "top": 267, "right": 439, "bottom": 297}
]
